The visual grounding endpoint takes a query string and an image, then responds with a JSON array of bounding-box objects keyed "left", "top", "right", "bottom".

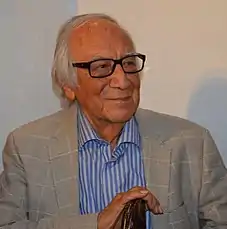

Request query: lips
[{"left": 107, "top": 96, "right": 131, "bottom": 100}]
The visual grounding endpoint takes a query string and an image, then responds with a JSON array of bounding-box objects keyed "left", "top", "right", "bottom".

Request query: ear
[{"left": 62, "top": 86, "right": 76, "bottom": 101}]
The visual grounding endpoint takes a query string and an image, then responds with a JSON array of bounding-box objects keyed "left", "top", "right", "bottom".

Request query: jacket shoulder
[
  {"left": 9, "top": 109, "right": 66, "bottom": 139},
  {"left": 136, "top": 108, "right": 207, "bottom": 140}
]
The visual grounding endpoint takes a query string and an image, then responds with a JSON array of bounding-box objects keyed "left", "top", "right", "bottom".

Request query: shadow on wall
[{"left": 187, "top": 69, "right": 227, "bottom": 165}]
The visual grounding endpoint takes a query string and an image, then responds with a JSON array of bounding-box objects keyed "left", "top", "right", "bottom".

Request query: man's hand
[{"left": 97, "top": 186, "right": 163, "bottom": 229}]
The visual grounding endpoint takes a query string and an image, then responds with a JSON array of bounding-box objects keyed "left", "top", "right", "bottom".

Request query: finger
[
  {"left": 113, "top": 186, "right": 148, "bottom": 203},
  {"left": 107, "top": 187, "right": 150, "bottom": 218},
  {"left": 120, "top": 188, "right": 149, "bottom": 204},
  {"left": 158, "top": 205, "right": 164, "bottom": 214},
  {"left": 153, "top": 205, "right": 164, "bottom": 215},
  {"left": 128, "top": 186, "right": 146, "bottom": 192},
  {"left": 142, "top": 192, "right": 163, "bottom": 214}
]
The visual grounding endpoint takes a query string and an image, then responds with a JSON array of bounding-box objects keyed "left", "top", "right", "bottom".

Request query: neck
[
  {"left": 93, "top": 119, "right": 125, "bottom": 149},
  {"left": 83, "top": 112, "right": 125, "bottom": 149}
]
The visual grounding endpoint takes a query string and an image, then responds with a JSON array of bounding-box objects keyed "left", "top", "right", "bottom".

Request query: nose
[{"left": 109, "top": 64, "right": 131, "bottom": 89}]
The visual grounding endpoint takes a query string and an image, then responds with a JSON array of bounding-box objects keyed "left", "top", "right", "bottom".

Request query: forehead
[{"left": 68, "top": 19, "right": 134, "bottom": 61}]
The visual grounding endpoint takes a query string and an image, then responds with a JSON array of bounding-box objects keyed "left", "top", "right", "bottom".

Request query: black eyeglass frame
[{"left": 72, "top": 53, "right": 146, "bottom": 78}]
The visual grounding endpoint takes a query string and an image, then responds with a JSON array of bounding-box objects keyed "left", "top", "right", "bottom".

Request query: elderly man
[{"left": 0, "top": 13, "right": 227, "bottom": 229}]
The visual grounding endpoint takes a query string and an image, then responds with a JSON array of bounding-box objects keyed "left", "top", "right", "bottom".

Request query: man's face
[{"left": 68, "top": 19, "right": 141, "bottom": 123}]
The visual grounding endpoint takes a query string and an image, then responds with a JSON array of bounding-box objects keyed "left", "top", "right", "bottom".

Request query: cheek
[
  {"left": 77, "top": 70, "right": 108, "bottom": 95},
  {"left": 130, "top": 75, "right": 141, "bottom": 90},
  {"left": 75, "top": 73, "right": 109, "bottom": 107}
]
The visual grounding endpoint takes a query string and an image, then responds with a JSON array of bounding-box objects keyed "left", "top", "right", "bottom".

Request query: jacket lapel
[
  {"left": 136, "top": 109, "right": 173, "bottom": 228},
  {"left": 141, "top": 136, "right": 172, "bottom": 211},
  {"left": 47, "top": 105, "right": 80, "bottom": 214},
  {"left": 136, "top": 109, "right": 172, "bottom": 212}
]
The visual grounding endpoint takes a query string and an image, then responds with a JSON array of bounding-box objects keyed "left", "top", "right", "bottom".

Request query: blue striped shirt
[{"left": 77, "top": 108, "right": 151, "bottom": 228}]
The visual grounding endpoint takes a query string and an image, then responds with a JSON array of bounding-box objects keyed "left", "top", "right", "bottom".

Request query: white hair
[{"left": 51, "top": 13, "right": 135, "bottom": 104}]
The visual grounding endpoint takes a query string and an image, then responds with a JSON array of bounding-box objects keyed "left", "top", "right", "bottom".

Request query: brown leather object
[{"left": 114, "top": 199, "right": 146, "bottom": 229}]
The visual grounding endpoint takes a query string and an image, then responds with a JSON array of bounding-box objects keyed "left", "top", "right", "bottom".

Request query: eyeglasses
[{"left": 72, "top": 53, "right": 146, "bottom": 78}]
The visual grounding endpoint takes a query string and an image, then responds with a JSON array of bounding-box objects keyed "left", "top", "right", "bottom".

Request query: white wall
[
  {"left": 77, "top": 0, "right": 227, "bottom": 164},
  {"left": 1, "top": 1, "right": 227, "bottom": 168},
  {"left": 0, "top": 1, "right": 76, "bottom": 168}
]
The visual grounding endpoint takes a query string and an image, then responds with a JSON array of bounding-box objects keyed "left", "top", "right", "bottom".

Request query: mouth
[
  {"left": 107, "top": 96, "right": 131, "bottom": 102},
  {"left": 105, "top": 97, "right": 133, "bottom": 106},
  {"left": 107, "top": 96, "right": 132, "bottom": 100}
]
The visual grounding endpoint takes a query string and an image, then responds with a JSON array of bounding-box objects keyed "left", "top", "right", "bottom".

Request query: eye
[
  {"left": 125, "top": 60, "right": 136, "bottom": 66},
  {"left": 98, "top": 63, "right": 110, "bottom": 69},
  {"left": 91, "top": 60, "right": 113, "bottom": 71},
  {"left": 123, "top": 57, "right": 137, "bottom": 66}
]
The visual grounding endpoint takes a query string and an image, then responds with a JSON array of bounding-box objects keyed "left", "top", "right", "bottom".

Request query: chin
[{"left": 106, "top": 107, "right": 137, "bottom": 123}]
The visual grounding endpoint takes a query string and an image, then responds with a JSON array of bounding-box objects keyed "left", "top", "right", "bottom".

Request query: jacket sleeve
[
  {"left": 0, "top": 133, "right": 98, "bottom": 229},
  {"left": 199, "top": 130, "right": 227, "bottom": 228}
]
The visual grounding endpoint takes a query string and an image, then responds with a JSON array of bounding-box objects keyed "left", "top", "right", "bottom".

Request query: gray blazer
[{"left": 0, "top": 105, "right": 227, "bottom": 229}]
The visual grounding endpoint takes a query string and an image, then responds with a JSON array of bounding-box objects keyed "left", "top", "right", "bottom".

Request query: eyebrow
[
  {"left": 90, "top": 51, "right": 138, "bottom": 61},
  {"left": 90, "top": 55, "right": 107, "bottom": 61},
  {"left": 124, "top": 51, "right": 138, "bottom": 56}
]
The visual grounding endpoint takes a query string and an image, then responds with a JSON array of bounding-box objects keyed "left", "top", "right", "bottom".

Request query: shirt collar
[
  {"left": 77, "top": 107, "right": 99, "bottom": 148},
  {"left": 77, "top": 107, "right": 141, "bottom": 148}
]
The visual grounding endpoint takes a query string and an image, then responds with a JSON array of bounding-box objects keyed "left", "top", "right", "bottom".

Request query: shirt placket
[{"left": 101, "top": 143, "right": 114, "bottom": 208}]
